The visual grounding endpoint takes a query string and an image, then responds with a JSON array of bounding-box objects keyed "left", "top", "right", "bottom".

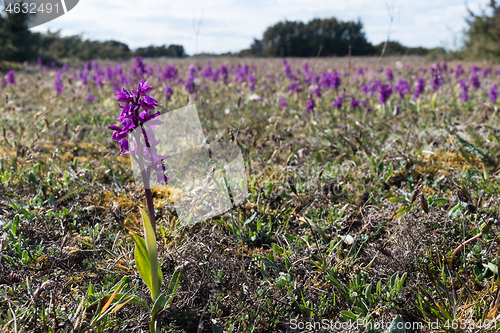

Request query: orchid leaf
[{"left": 131, "top": 207, "right": 162, "bottom": 302}]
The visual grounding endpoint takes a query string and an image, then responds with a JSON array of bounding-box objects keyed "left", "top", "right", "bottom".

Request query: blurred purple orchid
[
  {"left": 54, "top": 71, "right": 63, "bottom": 95},
  {"left": 459, "top": 79, "right": 469, "bottom": 102},
  {"left": 6, "top": 70, "right": 16, "bottom": 85},
  {"left": 386, "top": 68, "right": 394, "bottom": 81},
  {"left": 470, "top": 74, "right": 480, "bottom": 90},
  {"left": 378, "top": 83, "right": 392, "bottom": 104},
  {"left": 165, "top": 84, "right": 173, "bottom": 102},
  {"left": 332, "top": 96, "right": 343, "bottom": 109},
  {"left": 279, "top": 97, "right": 288, "bottom": 109},
  {"left": 394, "top": 79, "right": 410, "bottom": 99},
  {"left": 414, "top": 76, "right": 425, "bottom": 100},
  {"left": 490, "top": 85, "right": 498, "bottom": 102},
  {"left": 430, "top": 65, "right": 443, "bottom": 91},
  {"left": 306, "top": 96, "right": 315, "bottom": 113}
]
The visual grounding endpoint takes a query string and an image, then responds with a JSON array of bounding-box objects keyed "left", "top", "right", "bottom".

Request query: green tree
[
  {"left": 249, "top": 39, "right": 263, "bottom": 56},
  {"left": 0, "top": 11, "right": 41, "bottom": 62},
  {"left": 463, "top": 0, "right": 500, "bottom": 59},
  {"left": 260, "top": 18, "right": 375, "bottom": 57}
]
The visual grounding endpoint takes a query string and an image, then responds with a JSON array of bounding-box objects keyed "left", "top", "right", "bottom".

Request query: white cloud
[{"left": 25, "top": 0, "right": 492, "bottom": 54}]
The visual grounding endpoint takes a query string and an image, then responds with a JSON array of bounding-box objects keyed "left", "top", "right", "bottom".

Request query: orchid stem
[{"left": 144, "top": 188, "right": 156, "bottom": 232}]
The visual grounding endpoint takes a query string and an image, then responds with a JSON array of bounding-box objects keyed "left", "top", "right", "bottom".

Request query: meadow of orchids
[{"left": 2, "top": 55, "right": 500, "bottom": 331}]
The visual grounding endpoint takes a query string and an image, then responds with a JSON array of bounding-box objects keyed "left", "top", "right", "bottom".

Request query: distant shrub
[
  {"left": 135, "top": 45, "right": 186, "bottom": 58},
  {"left": 373, "top": 41, "right": 445, "bottom": 57}
]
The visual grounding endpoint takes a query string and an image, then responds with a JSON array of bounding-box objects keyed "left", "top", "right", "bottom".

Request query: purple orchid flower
[
  {"left": 490, "top": 85, "right": 498, "bottom": 102},
  {"left": 279, "top": 97, "right": 288, "bottom": 109}
]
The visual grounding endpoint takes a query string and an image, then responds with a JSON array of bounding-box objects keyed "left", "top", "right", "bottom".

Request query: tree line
[
  {"left": 0, "top": 11, "right": 186, "bottom": 64},
  {"left": 2, "top": 3, "right": 500, "bottom": 63}
]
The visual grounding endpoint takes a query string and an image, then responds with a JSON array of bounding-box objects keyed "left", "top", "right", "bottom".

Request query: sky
[{"left": 1, "top": 0, "right": 494, "bottom": 54}]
